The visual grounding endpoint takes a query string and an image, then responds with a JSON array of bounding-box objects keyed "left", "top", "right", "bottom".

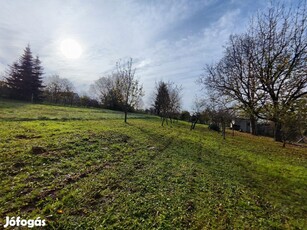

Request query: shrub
[
  {"left": 180, "top": 111, "right": 191, "bottom": 121},
  {"left": 209, "top": 123, "right": 220, "bottom": 132}
]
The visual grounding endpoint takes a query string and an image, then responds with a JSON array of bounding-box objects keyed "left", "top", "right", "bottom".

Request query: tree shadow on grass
[
  {"left": 0, "top": 115, "right": 157, "bottom": 122},
  {"left": 0, "top": 117, "right": 84, "bottom": 122},
  {"left": 126, "top": 121, "right": 307, "bottom": 227},
  {"left": 0, "top": 99, "right": 29, "bottom": 108}
]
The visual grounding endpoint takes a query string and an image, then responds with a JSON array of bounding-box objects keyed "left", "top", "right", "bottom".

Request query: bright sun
[{"left": 60, "top": 39, "right": 82, "bottom": 59}]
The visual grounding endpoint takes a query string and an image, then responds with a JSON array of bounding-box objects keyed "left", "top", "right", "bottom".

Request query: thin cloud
[{"left": 0, "top": 0, "right": 271, "bottom": 109}]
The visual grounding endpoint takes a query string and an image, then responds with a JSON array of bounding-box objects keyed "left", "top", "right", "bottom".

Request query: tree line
[
  {"left": 0, "top": 45, "right": 183, "bottom": 124},
  {"left": 0, "top": 46, "right": 100, "bottom": 108},
  {"left": 0, "top": 44, "right": 186, "bottom": 126},
  {"left": 0, "top": 47, "right": 146, "bottom": 122},
  {"left": 0, "top": 1, "right": 305, "bottom": 144}
]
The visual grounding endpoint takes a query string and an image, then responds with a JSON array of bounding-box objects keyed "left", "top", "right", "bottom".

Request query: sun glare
[{"left": 60, "top": 39, "right": 82, "bottom": 59}]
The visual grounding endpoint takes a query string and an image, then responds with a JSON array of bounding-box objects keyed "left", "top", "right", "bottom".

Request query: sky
[{"left": 0, "top": 0, "right": 296, "bottom": 110}]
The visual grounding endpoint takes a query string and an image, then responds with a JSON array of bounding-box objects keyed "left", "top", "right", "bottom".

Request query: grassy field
[{"left": 0, "top": 100, "right": 306, "bottom": 229}]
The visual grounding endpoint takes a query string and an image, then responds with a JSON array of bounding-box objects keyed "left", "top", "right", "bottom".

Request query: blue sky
[{"left": 0, "top": 0, "right": 295, "bottom": 110}]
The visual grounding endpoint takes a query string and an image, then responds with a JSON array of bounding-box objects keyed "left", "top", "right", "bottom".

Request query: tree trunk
[
  {"left": 222, "top": 122, "right": 226, "bottom": 140},
  {"left": 282, "top": 139, "right": 286, "bottom": 148},
  {"left": 124, "top": 110, "right": 127, "bottom": 123},
  {"left": 274, "top": 122, "right": 282, "bottom": 142},
  {"left": 250, "top": 115, "right": 257, "bottom": 135},
  {"left": 190, "top": 121, "right": 197, "bottom": 130}
]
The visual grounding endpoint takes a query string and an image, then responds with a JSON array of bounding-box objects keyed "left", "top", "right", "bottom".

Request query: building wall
[{"left": 232, "top": 119, "right": 250, "bottom": 133}]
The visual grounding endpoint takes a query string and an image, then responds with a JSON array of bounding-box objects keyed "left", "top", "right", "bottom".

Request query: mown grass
[{"left": 0, "top": 99, "right": 306, "bottom": 229}]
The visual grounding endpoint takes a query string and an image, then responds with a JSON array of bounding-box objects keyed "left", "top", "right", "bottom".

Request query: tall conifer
[{"left": 5, "top": 45, "right": 44, "bottom": 101}]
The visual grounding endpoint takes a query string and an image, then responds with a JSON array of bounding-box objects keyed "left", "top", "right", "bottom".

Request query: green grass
[{"left": 0, "top": 99, "right": 306, "bottom": 229}]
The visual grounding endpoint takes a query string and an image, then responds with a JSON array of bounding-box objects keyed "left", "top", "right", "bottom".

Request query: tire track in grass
[{"left": 3, "top": 162, "right": 113, "bottom": 216}]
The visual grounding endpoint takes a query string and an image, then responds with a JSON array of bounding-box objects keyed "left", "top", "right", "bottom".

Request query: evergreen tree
[
  {"left": 154, "top": 81, "right": 170, "bottom": 116},
  {"left": 32, "top": 56, "right": 44, "bottom": 101},
  {"left": 154, "top": 81, "right": 171, "bottom": 126},
  {"left": 19, "top": 45, "right": 33, "bottom": 101},
  {"left": 5, "top": 45, "right": 44, "bottom": 102},
  {"left": 6, "top": 62, "right": 23, "bottom": 99}
]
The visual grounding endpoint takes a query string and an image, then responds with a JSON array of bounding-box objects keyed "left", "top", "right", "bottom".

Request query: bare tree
[
  {"left": 201, "top": 34, "right": 262, "bottom": 135},
  {"left": 205, "top": 95, "right": 234, "bottom": 139},
  {"left": 190, "top": 97, "right": 205, "bottom": 130},
  {"left": 44, "top": 75, "right": 74, "bottom": 104},
  {"left": 280, "top": 96, "right": 307, "bottom": 147},
  {"left": 91, "top": 59, "right": 143, "bottom": 117},
  {"left": 167, "top": 82, "right": 182, "bottom": 123},
  {"left": 201, "top": 2, "right": 307, "bottom": 141},
  {"left": 91, "top": 75, "right": 114, "bottom": 103},
  {"left": 91, "top": 74, "right": 124, "bottom": 110},
  {"left": 116, "top": 58, "right": 144, "bottom": 123},
  {"left": 251, "top": 2, "right": 307, "bottom": 141}
]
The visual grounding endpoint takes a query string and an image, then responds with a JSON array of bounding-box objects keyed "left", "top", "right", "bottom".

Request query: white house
[{"left": 230, "top": 118, "right": 251, "bottom": 132}]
